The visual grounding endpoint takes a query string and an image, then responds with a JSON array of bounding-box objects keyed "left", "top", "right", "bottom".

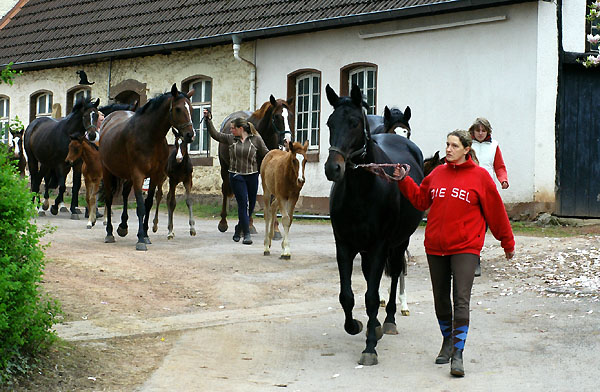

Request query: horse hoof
[
  {"left": 73, "top": 208, "right": 83, "bottom": 214},
  {"left": 190, "top": 229, "right": 196, "bottom": 236},
  {"left": 136, "top": 242, "right": 147, "bottom": 251},
  {"left": 273, "top": 231, "right": 282, "bottom": 241},
  {"left": 87, "top": 223, "right": 93, "bottom": 229},
  {"left": 167, "top": 233, "right": 174, "bottom": 240},
  {"left": 104, "top": 235, "right": 115, "bottom": 243},
  {"left": 401, "top": 310, "right": 410, "bottom": 317},
  {"left": 38, "top": 210, "right": 46, "bottom": 217},
  {"left": 280, "top": 254, "right": 291, "bottom": 260},
  {"left": 144, "top": 237, "right": 151, "bottom": 244},
  {"left": 50, "top": 206, "right": 58, "bottom": 215},
  {"left": 345, "top": 319, "right": 363, "bottom": 335},
  {"left": 249, "top": 225, "right": 257, "bottom": 235},
  {"left": 152, "top": 226, "right": 158, "bottom": 233},
  {"left": 379, "top": 300, "right": 386, "bottom": 307},
  {"left": 264, "top": 250, "right": 270, "bottom": 256},
  {"left": 70, "top": 213, "right": 80, "bottom": 220},
  {"left": 218, "top": 221, "right": 228, "bottom": 233},
  {"left": 117, "top": 226, "right": 128, "bottom": 237},
  {"left": 42, "top": 202, "right": 49, "bottom": 211},
  {"left": 358, "top": 353, "right": 378, "bottom": 366},
  {"left": 383, "top": 322, "right": 398, "bottom": 335},
  {"left": 60, "top": 206, "right": 69, "bottom": 213},
  {"left": 366, "top": 326, "right": 384, "bottom": 341}
]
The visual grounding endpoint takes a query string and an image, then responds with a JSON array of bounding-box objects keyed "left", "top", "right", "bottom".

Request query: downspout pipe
[{"left": 232, "top": 35, "right": 256, "bottom": 112}]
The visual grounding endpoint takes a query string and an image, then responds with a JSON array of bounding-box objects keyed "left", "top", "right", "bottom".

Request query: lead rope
[{"left": 355, "top": 163, "right": 411, "bottom": 183}]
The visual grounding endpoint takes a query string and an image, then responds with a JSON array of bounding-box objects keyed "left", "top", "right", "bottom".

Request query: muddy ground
[{"left": 7, "top": 210, "right": 600, "bottom": 392}]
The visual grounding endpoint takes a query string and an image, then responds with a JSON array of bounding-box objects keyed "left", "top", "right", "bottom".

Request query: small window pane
[
  {"left": 204, "top": 81, "right": 212, "bottom": 102},
  {"left": 38, "top": 95, "right": 46, "bottom": 113},
  {"left": 48, "top": 94, "right": 53, "bottom": 112}
]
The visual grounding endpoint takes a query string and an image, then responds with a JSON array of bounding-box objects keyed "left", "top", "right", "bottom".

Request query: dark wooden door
[{"left": 557, "top": 63, "right": 600, "bottom": 217}]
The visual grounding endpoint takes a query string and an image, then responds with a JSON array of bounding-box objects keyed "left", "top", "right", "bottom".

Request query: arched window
[
  {"left": 0, "top": 96, "right": 9, "bottom": 144},
  {"left": 341, "top": 63, "right": 377, "bottom": 115},
  {"left": 36, "top": 92, "right": 53, "bottom": 117},
  {"left": 294, "top": 72, "right": 320, "bottom": 150},
  {"left": 186, "top": 78, "right": 212, "bottom": 155},
  {"left": 66, "top": 87, "right": 91, "bottom": 114}
]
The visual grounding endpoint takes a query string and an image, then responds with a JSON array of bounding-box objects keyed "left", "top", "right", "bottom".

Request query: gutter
[
  {"left": 3, "top": 0, "right": 536, "bottom": 71},
  {"left": 232, "top": 35, "right": 256, "bottom": 112}
]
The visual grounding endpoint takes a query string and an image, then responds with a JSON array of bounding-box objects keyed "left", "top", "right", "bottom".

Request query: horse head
[
  {"left": 384, "top": 106, "right": 411, "bottom": 138},
  {"left": 65, "top": 136, "right": 84, "bottom": 166},
  {"left": 169, "top": 84, "right": 195, "bottom": 144},
  {"left": 269, "top": 95, "right": 294, "bottom": 147},
  {"left": 8, "top": 129, "right": 23, "bottom": 159},
  {"left": 72, "top": 97, "right": 100, "bottom": 140},
  {"left": 173, "top": 136, "right": 189, "bottom": 164},
  {"left": 324, "top": 84, "right": 370, "bottom": 182},
  {"left": 289, "top": 140, "right": 309, "bottom": 185},
  {"left": 423, "top": 150, "right": 444, "bottom": 176}
]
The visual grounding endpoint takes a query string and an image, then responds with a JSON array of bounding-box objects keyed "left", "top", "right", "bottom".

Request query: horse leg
[
  {"left": 359, "top": 246, "right": 387, "bottom": 366},
  {"left": 30, "top": 160, "right": 45, "bottom": 215},
  {"left": 263, "top": 191, "right": 274, "bottom": 256},
  {"left": 279, "top": 198, "right": 294, "bottom": 260},
  {"left": 184, "top": 177, "right": 196, "bottom": 237},
  {"left": 336, "top": 244, "right": 363, "bottom": 339},
  {"left": 117, "top": 180, "right": 132, "bottom": 237},
  {"left": 142, "top": 182, "right": 158, "bottom": 244},
  {"left": 85, "top": 177, "right": 95, "bottom": 229},
  {"left": 103, "top": 170, "right": 116, "bottom": 243},
  {"left": 132, "top": 179, "right": 148, "bottom": 251},
  {"left": 218, "top": 169, "right": 229, "bottom": 232},
  {"left": 70, "top": 161, "right": 83, "bottom": 216},
  {"left": 273, "top": 218, "right": 282, "bottom": 240},
  {"left": 152, "top": 182, "right": 163, "bottom": 234},
  {"left": 166, "top": 179, "right": 177, "bottom": 240},
  {"left": 51, "top": 168, "right": 67, "bottom": 216}
]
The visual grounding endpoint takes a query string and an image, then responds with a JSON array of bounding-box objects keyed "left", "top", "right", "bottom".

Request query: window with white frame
[
  {"left": 36, "top": 92, "right": 53, "bottom": 118},
  {"left": 189, "top": 79, "right": 212, "bottom": 155},
  {"left": 349, "top": 67, "right": 376, "bottom": 115},
  {"left": 74, "top": 88, "right": 91, "bottom": 105},
  {"left": 295, "top": 73, "right": 320, "bottom": 150},
  {"left": 0, "top": 97, "right": 9, "bottom": 144},
  {"left": 588, "top": 0, "right": 600, "bottom": 52}
]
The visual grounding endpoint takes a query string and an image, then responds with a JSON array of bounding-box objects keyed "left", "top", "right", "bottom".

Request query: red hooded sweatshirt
[{"left": 398, "top": 156, "right": 514, "bottom": 256}]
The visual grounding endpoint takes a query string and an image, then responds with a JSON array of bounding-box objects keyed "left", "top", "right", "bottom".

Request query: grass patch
[{"left": 510, "top": 221, "right": 600, "bottom": 237}]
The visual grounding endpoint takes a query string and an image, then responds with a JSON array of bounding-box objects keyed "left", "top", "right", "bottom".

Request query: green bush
[{"left": 0, "top": 144, "right": 60, "bottom": 384}]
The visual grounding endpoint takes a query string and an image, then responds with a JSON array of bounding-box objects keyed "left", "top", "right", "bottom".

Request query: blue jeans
[{"left": 229, "top": 172, "right": 259, "bottom": 234}]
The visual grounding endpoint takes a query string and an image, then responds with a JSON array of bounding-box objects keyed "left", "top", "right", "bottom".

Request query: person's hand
[
  {"left": 203, "top": 109, "right": 212, "bottom": 120},
  {"left": 501, "top": 181, "right": 509, "bottom": 189},
  {"left": 505, "top": 250, "right": 515, "bottom": 260}
]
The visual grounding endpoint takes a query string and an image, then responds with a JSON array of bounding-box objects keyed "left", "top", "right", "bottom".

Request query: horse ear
[
  {"left": 286, "top": 97, "right": 294, "bottom": 107},
  {"left": 434, "top": 150, "right": 439, "bottom": 160},
  {"left": 171, "top": 84, "right": 178, "bottom": 97},
  {"left": 94, "top": 98, "right": 100, "bottom": 108},
  {"left": 270, "top": 95, "right": 277, "bottom": 107},
  {"left": 186, "top": 89, "right": 195, "bottom": 99},
  {"left": 404, "top": 106, "right": 411, "bottom": 122},
  {"left": 384, "top": 106, "right": 391, "bottom": 121},
  {"left": 350, "top": 84, "right": 363, "bottom": 108},
  {"left": 325, "top": 84, "right": 339, "bottom": 107},
  {"left": 303, "top": 140, "right": 309, "bottom": 151}
]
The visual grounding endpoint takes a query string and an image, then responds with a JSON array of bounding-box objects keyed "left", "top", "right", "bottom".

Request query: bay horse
[
  {"left": 217, "top": 95, "right": 294, "bottom": 235},
  {"left": 368, "top": 106, "right": 412, "bottom": 138},
  {"left": 7, "top": 128, "right": 26, "bottom": 177},
  {"left": 99, "top": 84, "right": 194, "bottom": 251},
  {"left": 65, "top": 137, "right": 102, "bottom": 229},
  {"left": 151, "top": 134, "right": 196, "bottom": 240},
  {"left": 261, "top": 140, "right": 308, "bottom": 259},
  {"left": 24, "top": 97, "right": 100, "bottom": 218},
  {"left": 324, "top": 84, "right": 424, "bottom": 366}
]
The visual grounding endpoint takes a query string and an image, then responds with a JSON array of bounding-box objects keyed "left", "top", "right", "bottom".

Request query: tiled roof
[{"left": 0, "top": 0, "right": 527, "bottom": 69}]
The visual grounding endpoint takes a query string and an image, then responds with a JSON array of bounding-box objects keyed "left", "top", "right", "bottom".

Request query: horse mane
[
  {"left": 252, "top": 100, "right": 273, "bottom": 120},
  {"left": 99, "top": 102, "right": 134, "bottom": 115},
  {"left": 137, "top": 91, "right": 187, "bottom": 115}
]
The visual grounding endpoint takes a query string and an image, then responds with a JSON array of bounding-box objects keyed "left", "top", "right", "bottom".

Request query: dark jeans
[
  {"left": 426, "top": 253, "right": 479, "bottom": 324},
  {"left": 229, "top": 172, "right": 259, "bottom": 234}
]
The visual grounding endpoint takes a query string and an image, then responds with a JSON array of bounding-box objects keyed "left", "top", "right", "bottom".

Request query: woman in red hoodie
[{"left": 394, "top": 129, "right": 515, "bottom": 377}]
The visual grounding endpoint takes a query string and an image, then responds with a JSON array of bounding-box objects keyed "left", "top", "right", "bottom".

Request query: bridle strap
[
  {"left": 169, "top": 99, "right": 194, "bottom": 131},
  {"left": 328, "top": 109, "right": 370, "bottom": 169}
]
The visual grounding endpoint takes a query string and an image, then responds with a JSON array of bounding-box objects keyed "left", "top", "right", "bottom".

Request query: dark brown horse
[
  {"left": 24, "top": 97, "right": 99, "bottom": 218},
  {"left": 216, "top": 95, "right": 294, "bottom": 234},
  {"left": 7, "top": 128, "right": 26, "bottom": 177},
  {"left": 368, "top": 106, "right": 412, "bottom": 138},
  {"left": 99, "top": 84, "right": 194, "bottom": 250}
]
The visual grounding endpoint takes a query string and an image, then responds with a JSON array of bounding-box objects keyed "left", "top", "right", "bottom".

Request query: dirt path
[{"left": 13, "top": 211, "right": 600, "bottom": 391}]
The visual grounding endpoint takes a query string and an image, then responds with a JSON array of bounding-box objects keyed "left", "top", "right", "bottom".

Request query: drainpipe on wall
[
  {"left": 107, "top": 57, "right": 112, "bottom": 103},
  {"left": 232, "top": 35, "right": 256, "bottom": 112}
]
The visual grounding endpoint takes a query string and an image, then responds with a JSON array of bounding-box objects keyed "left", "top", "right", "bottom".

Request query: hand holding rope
[{"left": 354, "top": 163, "right": 411, "bottom": 182}]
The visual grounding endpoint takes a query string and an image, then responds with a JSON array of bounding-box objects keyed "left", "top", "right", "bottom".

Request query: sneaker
[{"left": 242, "top": 232, "right": 252, "bottom": 245}]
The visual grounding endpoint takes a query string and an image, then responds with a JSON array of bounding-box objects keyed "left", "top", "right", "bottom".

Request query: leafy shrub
[{"left": 0, "top": 144, "right": 60, "bottom": 384}]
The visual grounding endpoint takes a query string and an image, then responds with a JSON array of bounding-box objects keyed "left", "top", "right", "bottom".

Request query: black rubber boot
[
  {"left": 450, "top": 349, "right": 465, "bottom": 377},
  {"left": 474, "top": 259, "right": 481, "bottom": 277},
  {"left": 232, "top": 224, "right": 241, "bottom": 242},
  {"left": 435, "top": 337, "right": 453, "bottom": 364},
  {"left": 242, "top": 232, "right": 252, "bottom": 245}
]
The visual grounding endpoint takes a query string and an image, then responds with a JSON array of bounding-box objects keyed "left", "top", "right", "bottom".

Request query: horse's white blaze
[
  {"left": 90, "top": 112, "right": 95, "bottom": 129},
  {"left": 176, "top": 142, "right": 183, "bottom": 163},
  {"left": 185, "top": 102, "right": 196, "bottom": 139},
  {"left": 13, "top": 136, "right": 21, "bottom": 156},
  {"left": 394, "top": 127, "right": 409, "bottom": 138},
  {"left": 296, "top": 152, "right": 305, "bottom": 181},
  {"left": 282, "top": 107, "right": 292, "bottom": 143}
]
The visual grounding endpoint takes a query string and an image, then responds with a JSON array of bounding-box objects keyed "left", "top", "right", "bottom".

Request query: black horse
[
  {"left": 324, "top": 84, "right": 424, "bottom": 366},
  {"left": 24, "top": 97, "right": 100, "bottom": 218},
  {"left": 368, "top": 106, "right": 412, "bottom": 138}
]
